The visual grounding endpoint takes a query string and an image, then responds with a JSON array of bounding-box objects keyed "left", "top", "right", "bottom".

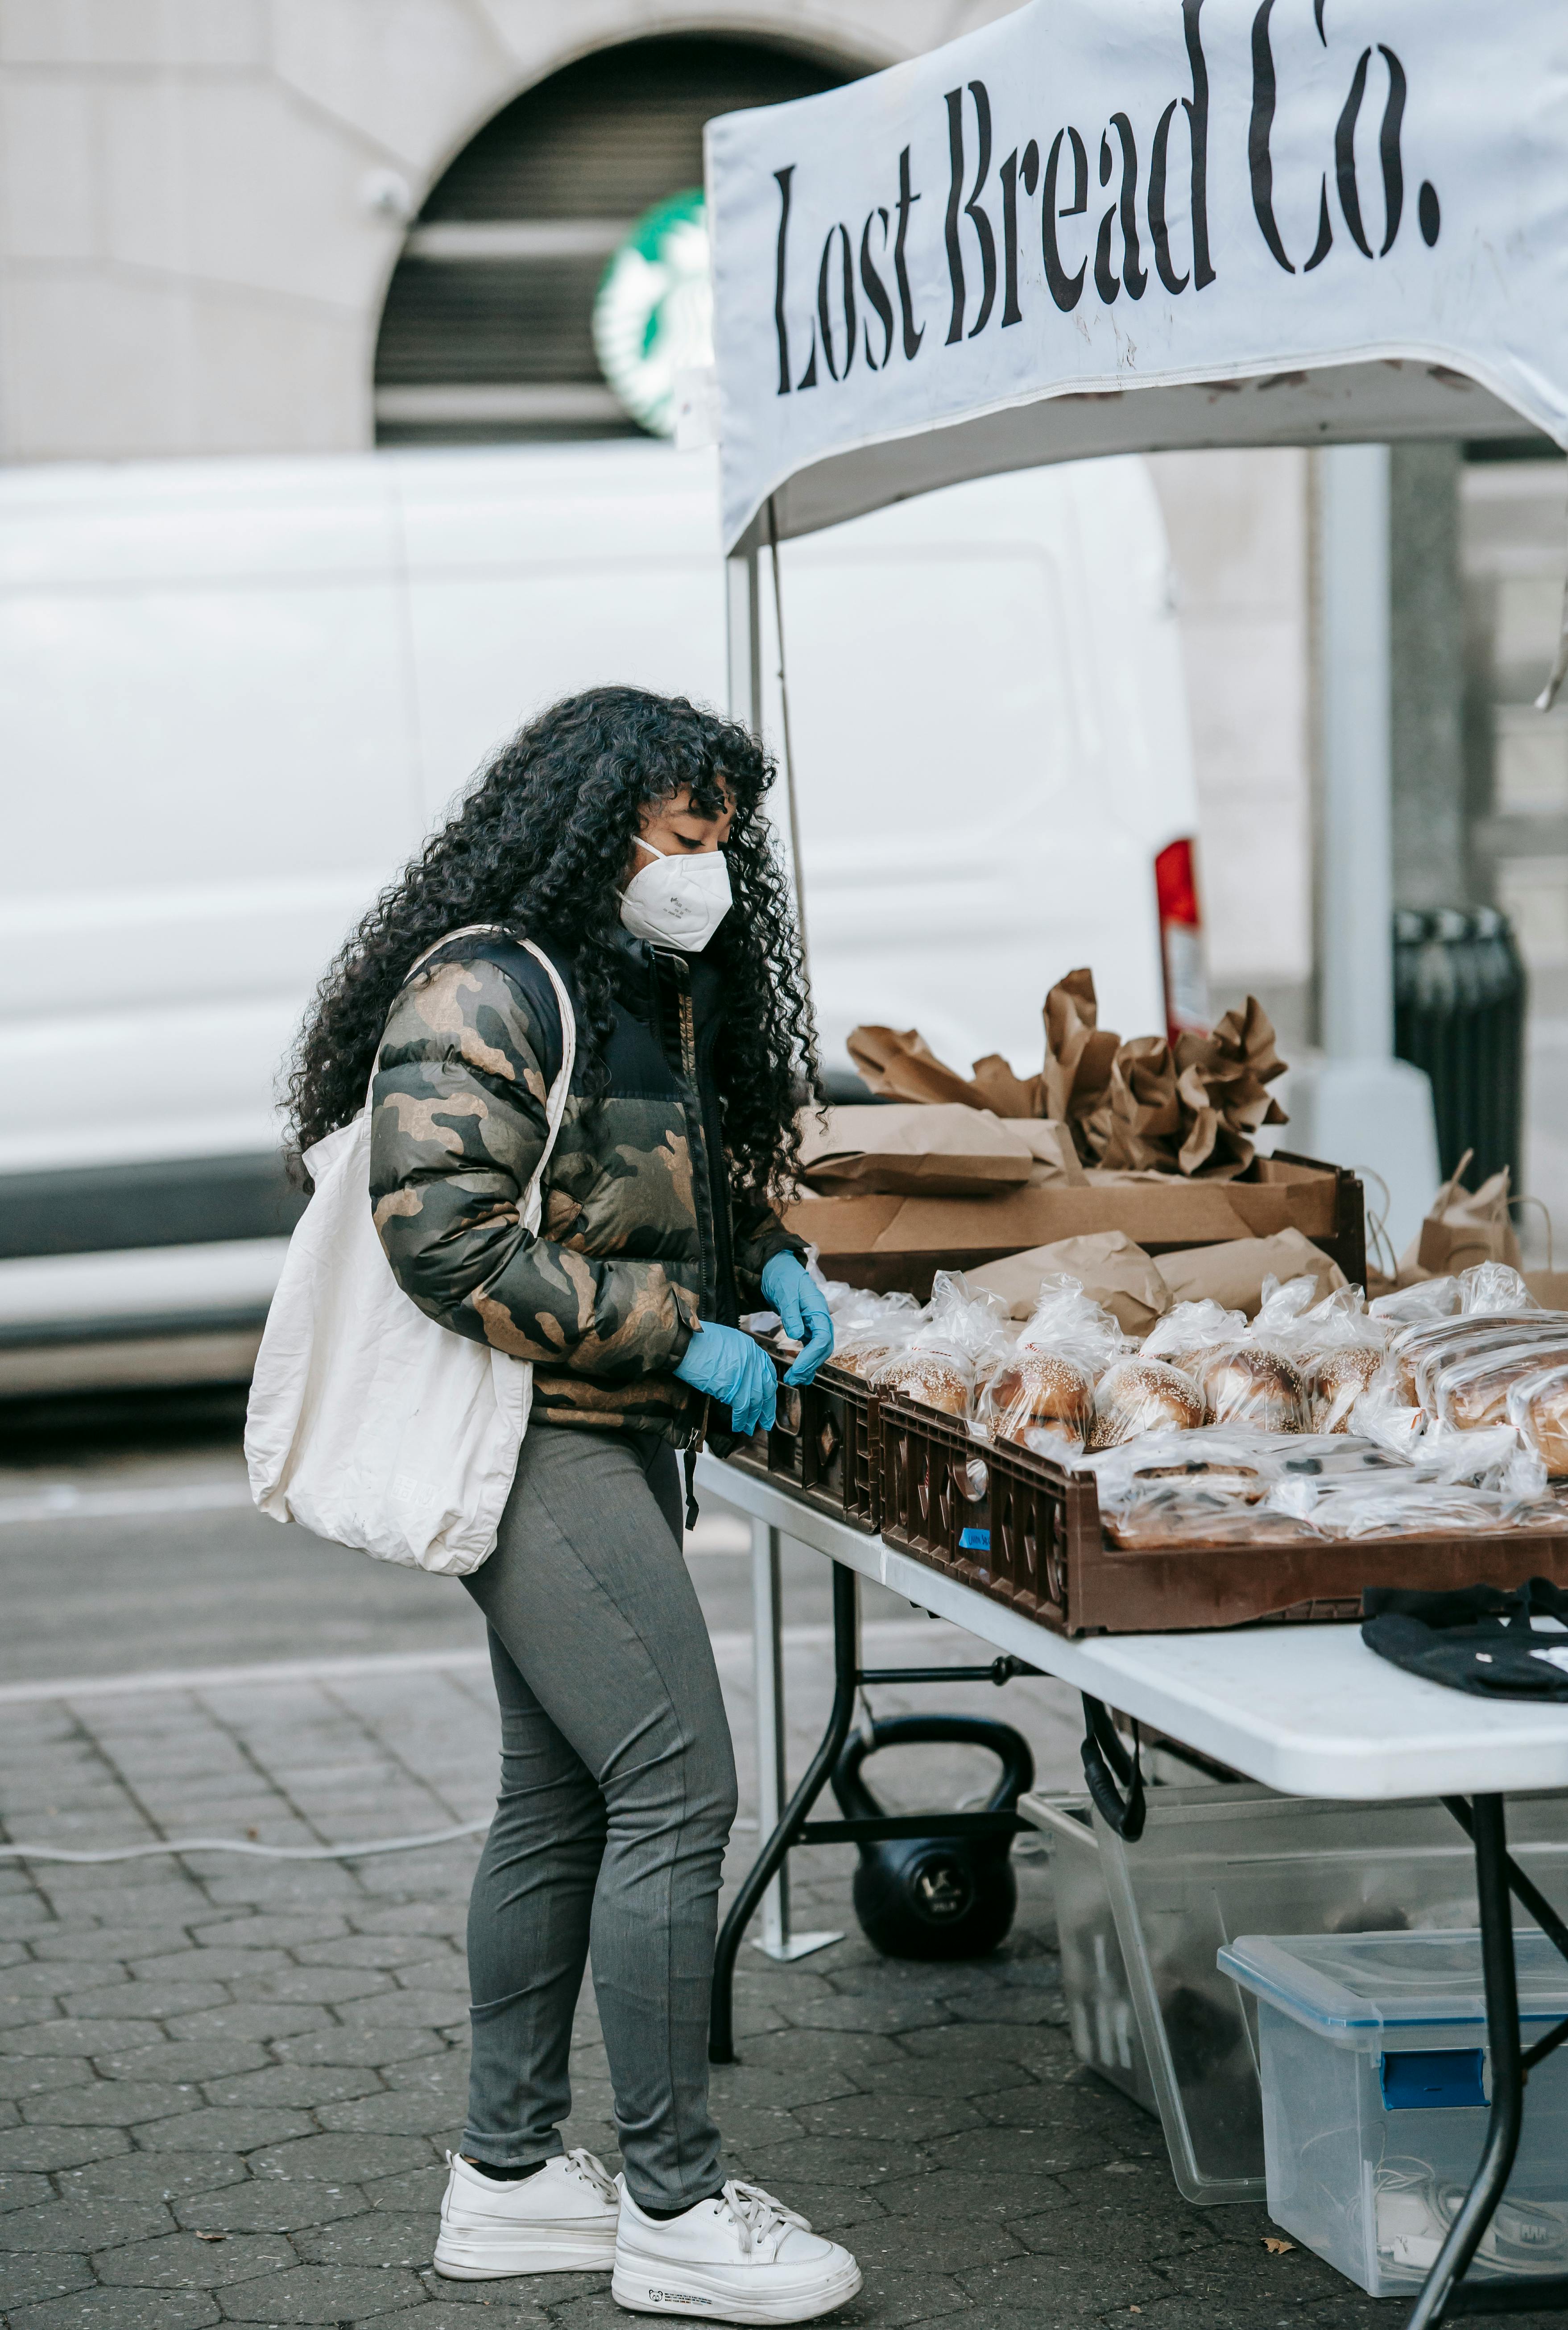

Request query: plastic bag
[
  {"left": 1405, "top": 1318, "right": 1568, "bottom": 1418},
  {"left": 874, "top": 1271, "right": 1011, "bottom": 1424},
  {"left": 1085, "top": 1426, "right": 1306, "bottom": 1547},
  {"left": 1087, "top": 1358, "right": 1205, "bottom": 1450},
  {"left": 1507, "top": 1364, "right": 1568, "bottom": 1479},
  {"left": 1369, "top": 1277, "right": 1462, "bottom": 1327},
  {"left": 976, "top": 1273, "right": 1125, "bottom": 1454},
  {"left": 1141, "top": 1297, "right": 1247, "bottom": 1377},
  {"left": 1267, "top": 1284, "right": 1388, "bottom": 1433},
  {"left": 1198, "top": 1343, "right": 1310, "bottom": 1432},
  {"left": 834, "top": 1289, "right": 923, "bottom": 1381},
  {"left": 1431, "top": 1332, "right": 1568, "bottom": 1432}
]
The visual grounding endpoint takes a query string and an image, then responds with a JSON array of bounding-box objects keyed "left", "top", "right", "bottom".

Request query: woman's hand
[
  {"left": 673, "top": 1322, "right": 778, "bottom": 1436},
  {"left": 760, "top": 1255, "right": 835, "bottom": 1385}
]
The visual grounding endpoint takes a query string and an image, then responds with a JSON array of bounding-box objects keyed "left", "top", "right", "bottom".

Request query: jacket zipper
[{"left": 678, "top": 991, "right": 696, "bottom": 1085}]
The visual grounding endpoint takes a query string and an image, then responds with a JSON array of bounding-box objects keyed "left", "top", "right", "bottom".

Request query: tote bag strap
[{"left": 515, "top": 939, "right": 577, "bottom": 1232}]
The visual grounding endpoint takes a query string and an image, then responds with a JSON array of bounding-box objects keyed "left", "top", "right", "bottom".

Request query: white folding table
[{"left": 699, "top": 1451, "right": 1568, "bottom": 2328}]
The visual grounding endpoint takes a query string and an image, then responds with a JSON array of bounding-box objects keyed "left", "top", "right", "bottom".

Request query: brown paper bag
[
  {"left": 1157, "top": 1228, "right": 1347, "bottom": 1318},
  {"left": 968, "top": 1231, "right": 1173, "bottom": 1336},
  {"left": 1008, "top": 1120, "right": 1089, "bottom": 1187},
  {"left": 1099, "top": 1035, "right": 1183, "bottom": 1173},
  {"left": 796, "top": 1104, "right": 1035, "bottom": 1196},
  {"left": 1399, "top": 1150, "right": 1522, "bottom": 1279}
]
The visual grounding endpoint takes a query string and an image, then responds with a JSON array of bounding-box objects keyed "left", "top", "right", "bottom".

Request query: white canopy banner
[{"left": 705, "top": 0, "right": 1568, "bottom": 551}]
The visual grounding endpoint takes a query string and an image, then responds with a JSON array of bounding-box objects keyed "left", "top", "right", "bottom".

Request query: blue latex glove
[
  {"left": 761, "top": 1253, "right": 835, "bottom": 1385},
  {"left": 674, "top": 1320, "right": 778, "bottom": 1437}
]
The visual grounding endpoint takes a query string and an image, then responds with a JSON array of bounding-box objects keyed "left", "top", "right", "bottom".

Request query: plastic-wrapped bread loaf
[
  {"left": 883, "top": 1347, "right": 975, "bottom": 1421},
  {"left": 1306, "top": 1343, "right": 1384, "bottom": 1433},
  {"left": 1199, "top": 1344, "right": 1309, "bottom": 1432},
  {"left": 873, "top": 1270, "right": 1011, "bottom": 1426},
  {"left": 1434, "top": 1337, "right": 1568, "bottom": 1432},
  {"left": 1088, "top": 1358, "right": 1205, "bottom": 1450},
  {"left": 984, "top": 1351, "right": 1094, "bottom": 1452},
  {"left": 1507, "top": 1364, "right": 1568, "bottom": 1477}
]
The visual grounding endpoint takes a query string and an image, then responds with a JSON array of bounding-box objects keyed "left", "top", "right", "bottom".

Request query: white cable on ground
[{"left": 0, "top": 1818, "right": 491, "bottom": 1866}]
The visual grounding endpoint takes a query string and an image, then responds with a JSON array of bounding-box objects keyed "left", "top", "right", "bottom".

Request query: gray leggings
[{"left": 459, "top": 1424, "right": 737, "bottom": 2210}]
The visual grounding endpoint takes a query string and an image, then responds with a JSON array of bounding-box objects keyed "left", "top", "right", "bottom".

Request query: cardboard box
[{"left": 785, "top": 1153, "right": 1362, "bottom": 1300}]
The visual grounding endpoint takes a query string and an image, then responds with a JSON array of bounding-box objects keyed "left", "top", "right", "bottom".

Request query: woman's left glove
[{"left": 760, "top": 1253, "right": 835, "bottom": 1385}]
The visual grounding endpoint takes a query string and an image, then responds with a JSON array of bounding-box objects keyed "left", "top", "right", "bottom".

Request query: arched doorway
[{"left": 373, "top": 33, "right": 859, "bottom": 444}]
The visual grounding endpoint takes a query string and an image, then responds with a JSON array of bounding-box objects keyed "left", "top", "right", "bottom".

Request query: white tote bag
[{"left": 245, "top": 932, "right": 576, "bottom": 1574}]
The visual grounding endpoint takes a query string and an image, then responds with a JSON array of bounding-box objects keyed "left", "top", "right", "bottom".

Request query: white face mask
[{"left": 618, "top": 840, "right": 733, "bottom": 953}]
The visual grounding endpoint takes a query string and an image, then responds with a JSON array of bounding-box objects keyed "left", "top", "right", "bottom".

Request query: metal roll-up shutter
[{"left": 374, "top": 34, "right": 857, "bottom": 443}]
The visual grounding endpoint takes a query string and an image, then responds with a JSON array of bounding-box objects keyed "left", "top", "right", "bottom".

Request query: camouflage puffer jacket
[{"left": 368, "top": 928, "right": 803, "bottom": 1441}]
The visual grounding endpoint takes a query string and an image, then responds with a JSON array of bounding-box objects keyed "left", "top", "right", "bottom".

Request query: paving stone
[
  {"left": 22, "top": 2079, "right": 200, "bottom": 2127},
  {"left": 272, "top": 2024, "right": 445, "bottom": 2071},
  {"left": 200, "top": 2064, "right": 383, "bottom": 2111},
  {"left": 214, "top": 2261, "right": 429, "bottom": 2318},
  {"left": 63, "top": 1982, "right": 230, "bottom": 2020},
  {"left": 5, "top": 2288, "right": 220, "bottom": 2329},
  {"left": 792, "top": 2093, "right": 987, "bottom": 2144},
  {"left": 32, "top": 1929, "right": 191, "bottom": 1967},
  {"left": 0, "top": 1962, "right": 125, "bottom": 2002},
  {"left": 93, "top": 2040, "right": 272, "bottom": 2084},
  {"left": 138, "top": 2107, "right": 317, "bottom": 2152},
  {"left": 955, "top": 2243, "right": 1171, "bottom": 2318},
  {"left": 780, "top": 1994, "right": 956, "bottom": 2036},
  {"left": 190, "top": 1918, "right": 351, "bottom": 1953},
  {"left": 0, "top": 2172, "right": 52, "bottom": 2212},
  {"left": 832, "top": 2268, "right": 977, "bottom": 2325},
  {"left": 357, "top": 2165, "right": 449, "bottom": 2216},
  {"left": 0, "top": 2196, "right": 173, "bottom": 2251},
  {"left": 734, "top": 2027, "right": 904, "bottom": 2079},
  {"left": 0, "top": 2125, "right": 130, "bottom": 2172},
  {"left": 289, "top": 2209, "right": 434, "bottom": 2268},
  {"left": 852, "top": 2051, "right": 1037, "bottom": 2101},
  {"left": 173, "top": 2182, "right": 368, "bottom": 2236},
  {"left": 55, "top": 2153, "right": 248, "bottom": 2206},
  {"left": 0, "top": 2019, "right": 164, "bottom": 2058},
  {"left": 164, "top": 2005, "right": 330, "bottom": 2045},
  {"left": 846, "top": 2210, "right": 1028, "bottom": 2275},
  {"left": 290, "top": 1936, "right": 449, "bottom": 1971},
  {"left": 0, "top": 2057, "right": 92, "bottom": 2105},
  {"left": 91, "top": 2226, "right": 297, "bottom": 2287},
  {"left": 244, "top": 1966, "right": 395, "bottom": 2007},
  {"left": 247, "top": 2133, "right": 438, "bottom": 2185},
  {"left": 348, "top": 1906, "right": 468, "bottom": 1938},
  {"left": 0, "top": 2247, "right": 95, "bottom": 2305},
  {"left": 312, "top": 2091, "right": 463, "bottom": 2139},
  {"left": 404, "top": 2310, "right": 550, "bottom": 2330},
  {"left": 130, "top": 1951, "right": 290, "bottom": 1985},
  {"left": 709, "top": 2059, "right": 861, "bottom": 2113}
]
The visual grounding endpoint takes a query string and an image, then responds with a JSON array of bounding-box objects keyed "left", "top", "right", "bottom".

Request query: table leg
[
  {"left": 749, "top": 1520, "right": 843, "bottom": 1966},
  {"left": 710, "top": 1561, "right": 860, "bottom": 2064},
  {"left": 1404, "top": 1795, "right": 1568, "bottom": 2326}
]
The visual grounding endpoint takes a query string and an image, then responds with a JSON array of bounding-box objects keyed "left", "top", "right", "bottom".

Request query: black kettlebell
[{"left": 831, "top": 1714, "right": 1034, "bottom": 1961}]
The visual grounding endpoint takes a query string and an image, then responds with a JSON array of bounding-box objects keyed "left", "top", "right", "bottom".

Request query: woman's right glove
[{"left": 674, "top": 1322, "right": 778, "bottom": 1437}]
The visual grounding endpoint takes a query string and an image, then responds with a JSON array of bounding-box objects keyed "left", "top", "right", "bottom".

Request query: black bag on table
[{"left": 1361, "top": 1576, "right": 1568, "bottom": 1700}]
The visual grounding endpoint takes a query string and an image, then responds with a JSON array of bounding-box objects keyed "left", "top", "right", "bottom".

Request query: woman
[{"left": 287, "top": 687, "right": 857, "bottom": 2324}]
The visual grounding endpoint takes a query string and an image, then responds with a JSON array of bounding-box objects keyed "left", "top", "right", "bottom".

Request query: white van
[{"left": 0, "top": 442, "right": 1201, "bottom": 1389}]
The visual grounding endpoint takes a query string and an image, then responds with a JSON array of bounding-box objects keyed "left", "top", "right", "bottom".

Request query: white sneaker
[
  {"left": 612, "top": 2177, "right": 862, "bottom": 2324},
  {"left": 434, "top": 2148, "right": 621, "bottom": 2278}
]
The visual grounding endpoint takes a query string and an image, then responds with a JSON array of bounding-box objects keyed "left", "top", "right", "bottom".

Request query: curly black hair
[{"left": 285, "top": 686, "right": 819, "bottom": 1204}]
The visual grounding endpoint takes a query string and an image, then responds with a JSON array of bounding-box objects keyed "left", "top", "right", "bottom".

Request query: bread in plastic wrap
[
  {"left": 1506, "top": 1364, "right": 1568, "bottom": 1478},
  {"left": 1199, "top": 1343, "right": 1310, "bottom": 1431},
  {"left": 984, "top": 1351, "right": 1094, "bottom": 1453},
  {"left": 874, "top": 1271, "right": 1011, "bottom": 1426},
  {"left": 1088, "top": 1358, "right": 1205, "bottom": 1450}
]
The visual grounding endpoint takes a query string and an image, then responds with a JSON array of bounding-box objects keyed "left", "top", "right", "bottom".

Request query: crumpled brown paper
[
  {"left": 848, "top": 971, "right": 1287, "bottom": 1180},
  {"left": 1173, "top": 998, "right": 1290, "bottom": 1178}
]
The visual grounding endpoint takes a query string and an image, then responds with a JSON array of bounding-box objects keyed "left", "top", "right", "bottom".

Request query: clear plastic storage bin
[
  {"left": 1022, "top": 1785, "right": 1568, "bottom": 2206},
  {"left": 1220, "top": 1929, "right": 1568, "bottom": 2295}
]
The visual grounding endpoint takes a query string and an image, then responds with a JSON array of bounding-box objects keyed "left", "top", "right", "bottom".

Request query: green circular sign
[{"left": 593, "top": 189, "right": 712, "bottom": 438}]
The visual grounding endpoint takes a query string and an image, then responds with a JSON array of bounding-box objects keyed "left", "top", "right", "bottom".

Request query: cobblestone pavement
[{"left": 0, "top": 1554, "right": 1541, "bottom": 2330}]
